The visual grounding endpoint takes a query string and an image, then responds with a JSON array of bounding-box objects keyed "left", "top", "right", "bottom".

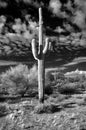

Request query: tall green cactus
[{"left": 31, "top": 8, "right": 49, "bottom": 103}]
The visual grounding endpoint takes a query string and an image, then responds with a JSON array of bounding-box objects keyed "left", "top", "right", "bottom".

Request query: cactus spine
[{"left": 31, "top": 8, "right": 49, "bottom": 103}]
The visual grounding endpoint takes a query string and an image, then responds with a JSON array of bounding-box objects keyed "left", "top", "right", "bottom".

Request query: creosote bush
[{"left": 0, "top": 64, "right": 29, "bottom": 96}]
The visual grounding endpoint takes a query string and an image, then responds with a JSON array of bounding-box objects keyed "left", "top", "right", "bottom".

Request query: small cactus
[{"left": 31, "top": 8, "right": 50, "bottom": 103}]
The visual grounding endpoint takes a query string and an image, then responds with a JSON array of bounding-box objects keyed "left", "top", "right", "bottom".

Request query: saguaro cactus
[{"left": 31, "top": 8, "right": 49, "bottom": 103}]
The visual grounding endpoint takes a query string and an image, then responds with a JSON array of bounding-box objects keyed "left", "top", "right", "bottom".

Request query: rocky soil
[{"left": 1, "top": 92, "right": 86, "bottom": 130}]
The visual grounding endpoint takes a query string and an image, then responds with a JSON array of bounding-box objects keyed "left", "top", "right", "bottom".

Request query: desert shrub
[
  {"left": 68, "top": 74, "right": 86, "bottom": 83},
  {"left": 52, "top": 72, "right": 67, "bottom": 92},
  {"left": 45, "top": 84, "right": 53, "bottom": 95},
  {"left": 45, "top": 71, "right": 54, "bottom": 83},
  {"left": 48, "top": 94, "right": 71, "bottom": 104},
  {"left": 81, "top": 81, "right": 86, "bottom": 91},
  {"left": 52, "top": 73, "right": 66, "bottom": 95},
  {"left": 28, "top": 65, "right": 54, "bottom": 87},
  {"left": 53, "top": 73, "right": 86, "bottom": 95},
  {"left": 68, "top": 76, "right": 80, "bottom": 83},
  {"left": 0, "top": 84, "right": 8, "bottom": 95},
  {"left": 28, "top": 64, "right": 38, "bottom": 87},
  {"left": 0, "top": 64, "right": 29, "bottom": 96},
  {"left": 27, "top": 68, "right": 54, "bottom": 96},
  {"left": 53, "top": 72, "right": 65, "bottom": 81},
  {"left": 44, "top": 71, "right": 54, "bottom": 95},
  {"left": 34, "top": 102, "right": 61, "bottom": 114},
  {"left": 0, "top": 64, "right": 54, "bottom": 97},
  {"left": 77, "top": 74, "right": 86, "bottom": 82},
  {"left": 58, "top": 82, "right": 82, "bottom": 94},
  {"left": 0, "top": 103, "right": 10, "bottom": 117},
  {"left": 24, "top": 64, "right": 38, "bottom": 97}
]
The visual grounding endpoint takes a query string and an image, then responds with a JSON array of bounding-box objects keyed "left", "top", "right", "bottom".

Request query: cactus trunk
[
  {"left": 31, "top": 8, "right": 49, "bottom": 103},
  {"left": 38, "top": 58, "right": 45, "bottom": 103},
  {"left": 38, "top": 8, "right": 44, "bottom": 103}
]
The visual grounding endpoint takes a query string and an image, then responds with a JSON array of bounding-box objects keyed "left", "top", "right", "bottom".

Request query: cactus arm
[
  {"left": 43, "top": 38, "right": 49, "bottom": 54},
  {"left": 49, "top": 42, "right": 52, "bottom": 50},
  {"left": 31, "top": 39, "right": 38, "bottom": 60}
]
